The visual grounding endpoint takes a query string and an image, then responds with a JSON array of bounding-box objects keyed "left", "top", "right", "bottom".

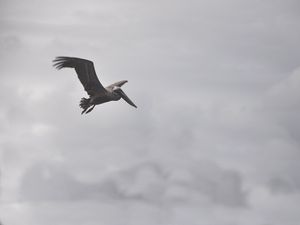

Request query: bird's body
[{"left": 52, "top": 57, "right": 137, "bottom": 114}]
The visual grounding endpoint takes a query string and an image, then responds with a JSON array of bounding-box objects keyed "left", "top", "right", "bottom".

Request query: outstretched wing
[{"left": 53, "top": 56, "right": 106, "bottom": 96}]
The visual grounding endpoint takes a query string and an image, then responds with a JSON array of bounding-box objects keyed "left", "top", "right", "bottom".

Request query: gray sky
[{"left": 1, "top": 0, "right": 300, "bottom": 224}]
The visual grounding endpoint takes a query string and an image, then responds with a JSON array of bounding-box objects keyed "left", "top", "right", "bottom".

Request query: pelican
[{"left": 53, "top": 56, "right": 137, "bottom": 114}]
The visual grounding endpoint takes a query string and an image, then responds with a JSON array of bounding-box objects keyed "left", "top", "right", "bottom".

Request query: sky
[{"left": 0, "top": 0, "right": 300, "bottom": 224}]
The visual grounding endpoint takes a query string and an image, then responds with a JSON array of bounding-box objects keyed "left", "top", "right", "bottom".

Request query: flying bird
[{"left": 53, "top": 56, "right": 137, "bottom": 114}]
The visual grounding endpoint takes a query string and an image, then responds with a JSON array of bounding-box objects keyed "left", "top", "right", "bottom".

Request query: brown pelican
[{"left": 53, "top": 56, "right": 137, "bottom": 114}]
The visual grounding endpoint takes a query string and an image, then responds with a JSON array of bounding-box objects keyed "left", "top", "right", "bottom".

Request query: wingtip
[
  {"left": 52, "top": 56, "right": 72, "bottom": 69},
  {"left": 52, "top": 57, "right": 62, "bottom": 69},
  {"left": 52, "top": 56, "right": 71, "bottom": 62},
  {"left": 52, "top": 56, "right": 63, "bottom": 62},
  {"left": 52, "top": 62, "right": 63, "bottom": 70}
]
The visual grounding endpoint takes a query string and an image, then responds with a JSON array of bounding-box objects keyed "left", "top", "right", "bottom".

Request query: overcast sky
[{"left": 1, "top": 0, "right": 300, "bottom": 224}]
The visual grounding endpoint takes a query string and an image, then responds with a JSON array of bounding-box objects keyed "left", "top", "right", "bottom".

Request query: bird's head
[
  {"left": 112, "top": 86, "right": 121, "bottom": 92},
  {"left": 112, "top": 86, "right": 137, "bottom": 108}
]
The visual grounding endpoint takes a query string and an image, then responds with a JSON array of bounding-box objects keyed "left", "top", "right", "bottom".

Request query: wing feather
[{"left": 53, "top": 56, "right": 106, "bottom": 96}]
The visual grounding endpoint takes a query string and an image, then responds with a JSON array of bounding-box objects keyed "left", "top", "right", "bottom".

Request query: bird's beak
[{"left": 116, "top": 89, "right": 137, "bottom": 108}]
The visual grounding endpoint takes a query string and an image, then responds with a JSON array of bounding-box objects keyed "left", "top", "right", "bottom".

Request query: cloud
[
  {"left": 19, "top": 160, "right": 246, "bottom": 207},
  {"left": 256, "top": 67, "right": 300, "bottom": 194},
  {"left": 0, "top": 35, "right": 22, "bottom": 52},
  {"left": 268, "top": 176, "right": 300, "bottom": 194},
  {"left": 265, "top": 67, "right": 300, "bottom": 112},
  {"left": 20, "top": 163, "right": 90, "bottom": 201},
  {"left": 1, "top": 0, "right": 300, "bottom": 224}
]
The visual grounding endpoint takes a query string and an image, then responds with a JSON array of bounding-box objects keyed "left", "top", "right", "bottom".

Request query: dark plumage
[{"left": 53, "top": 56, "right": 137, "bottom": 114}]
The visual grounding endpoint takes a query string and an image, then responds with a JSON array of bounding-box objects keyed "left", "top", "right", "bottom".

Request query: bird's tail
[{"left": 79, "top": 98, "right": 91, "bottom": 114}]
